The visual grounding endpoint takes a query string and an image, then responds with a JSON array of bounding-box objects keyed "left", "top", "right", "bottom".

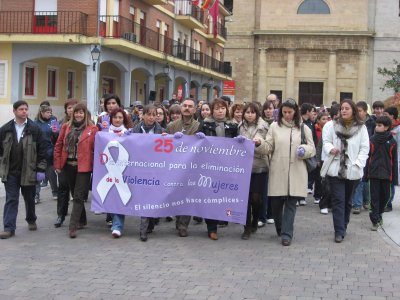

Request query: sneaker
[
  {"left": 371, "top": 224, "right": 379, "bottom": 231},
  {"left": 28, "top": 222, "right": 37, "bottom": 231},
  {"left": 266, "top": 219, "right": 275, "bottom": 224},
  {"left": 352, "top": 207, "right": 361, "bottom": 214},
  {"left": 335, "top": 235, "right": 343, "bottom": 243},
  {"left": 112, "top": 230, "right": 121, "bottom": 238},
  {"left": 296, "top": 201, "right": 299, "bottom": 206},
  {"left": 106, "top": 220, "right": 112, "bottom": 227},
  {"left": 314, "top": 198, "right": 320, "bottom": 204},
  {"left": 257, "top": 221, "right": 266, "bottom": 228},
  {"left": 52, "top": 194, "right": 58, "bottom": 200},
  {"left": 299, "top": 199, "right": 307, "bottom": 206},
  {"left": 320, "top": 208, "right": 329, "bottom": 215},
  {"left": 307, "top": 188, "right": 313, "bottom": 194},
  {"left": 34, "top": 196, "right": 40, "bottom": 204}
]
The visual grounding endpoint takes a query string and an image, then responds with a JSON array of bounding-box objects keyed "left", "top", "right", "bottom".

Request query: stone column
[
  {"left": 257, "top": 48, "right": 267, "bottom": 102},
  {"left": 285, "top": 49, "right": 295, "bottom": 99},
  {"left": 357, "top": 49, "right": 368, "bottom": 101},
  {"left": 327, "top": 50, "right": 337, "bottom": 103},
  {"left": 86, "top": 64, "right": 97, "bottom": 116},
  {"left": 121, "top": 71, "right": 131, "bottom": 107}
]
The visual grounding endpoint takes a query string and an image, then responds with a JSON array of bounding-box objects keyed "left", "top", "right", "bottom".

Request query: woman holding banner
[
  {"left": 107, "top": 108, "right": 133, "bottom": 238},
  {"left": 238, "top": 102, "right": 269, "bottom": 240},
  {"left": 132, "top": 104, "right": 165, "bottom": 242},
  {"left": 265, "top": 98, "right": 315, "bottom": 246},
  {"left": 199, "top": 98, "right": 238, "bottom": 240},
  {"left": 54, "top": 103, "right": 98, "bottom": 238}
]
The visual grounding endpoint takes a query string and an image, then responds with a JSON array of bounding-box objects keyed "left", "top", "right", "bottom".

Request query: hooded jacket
[{"left": 367, "top": 131, "right": 398, "bottom": 184}]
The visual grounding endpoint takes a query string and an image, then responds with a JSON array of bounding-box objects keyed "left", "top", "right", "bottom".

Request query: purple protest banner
[{"left": 91, "top": 132, "right": 254, "bottom": 224}]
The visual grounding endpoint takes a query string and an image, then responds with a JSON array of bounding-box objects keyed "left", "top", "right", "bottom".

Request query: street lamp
[
  {"left": 163, "top": 63, "right": 170, "bottom": 76},
  {"left": 91, "top": 45, "right": 101, "bottom": 71}
]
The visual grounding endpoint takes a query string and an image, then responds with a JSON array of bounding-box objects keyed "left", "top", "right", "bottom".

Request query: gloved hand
[
  {"left": 50, "top": 120, "right": 60, "bottom": 133},
  {"left": 174, "top": 132, "right": 184, "bottom": 139},
  {"left": 36, "top": 172, "right": 46, "bottom": 182},
  {"left": 196, "top": 132, "right": 206, "bottom": 139},
  {"left": 297, "top": 147, "right": 305, "bottom": 157},
  {"left": 234, "top": 135, "right": 246, "bottom": 143},
  {"left": 124, "top": 129, "right": 132, "bottom": 136},
  {"left": 101, "top": 115, "right": 110, "bottom": 131}
]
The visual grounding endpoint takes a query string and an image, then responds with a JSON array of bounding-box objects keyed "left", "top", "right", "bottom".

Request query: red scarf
[{"left": 391, "top": 119, "right": 400, "bottom": 129}]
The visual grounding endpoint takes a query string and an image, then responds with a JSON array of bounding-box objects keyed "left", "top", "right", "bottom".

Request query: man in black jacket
[{"left": 0, "top": 100, "right": 47, "bottom": 239}]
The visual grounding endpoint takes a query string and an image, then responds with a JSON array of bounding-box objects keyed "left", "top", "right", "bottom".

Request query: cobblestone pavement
[{"left": 1, "top": 186, "right": 400, "bottom": 300}]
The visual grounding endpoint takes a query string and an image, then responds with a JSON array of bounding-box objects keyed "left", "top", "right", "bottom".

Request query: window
[
  {"left": 67, "top": 70, "right": 76, "bottom": 99},
  {"left": 0, "top": 60, "right": 7, "bottom": 98},
  {"left": 23, "top": 62, "right": 38, "bottom": 98},
  {"left": 34, "top": 0, "right": 58, "bottom": 33},
  {"left": 47, "top": 66, "right": 58, "bottom": 99},
  {"left": 299, "top": 82, "right": 324, "bottom": 106},
  {"left": 340, "top": 92, "right": 353, "bottom": 101},
  {"left": 297, "top": 0, "right": 330, "bottom": 14}
]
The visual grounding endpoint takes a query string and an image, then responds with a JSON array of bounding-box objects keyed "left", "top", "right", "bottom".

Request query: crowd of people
[{"left": 0, "top": 94, "right": 398, "bottom": 247}]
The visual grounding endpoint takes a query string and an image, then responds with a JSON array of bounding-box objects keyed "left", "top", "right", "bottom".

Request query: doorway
[{"left": 299, "top": 82, "right": 323, "bottom": 106}]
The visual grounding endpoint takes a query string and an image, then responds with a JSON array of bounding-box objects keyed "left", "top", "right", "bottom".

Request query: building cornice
[{"left": 252, "top": 30, "right": 375, "bottom": 37}]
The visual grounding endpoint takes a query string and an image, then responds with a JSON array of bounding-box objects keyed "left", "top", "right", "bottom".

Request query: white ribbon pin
[{"left": 97, "top": 140, "right": 132, "bottom": 205}]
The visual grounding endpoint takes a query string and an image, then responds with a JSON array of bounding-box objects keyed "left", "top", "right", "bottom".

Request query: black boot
[{"left": 241, "top": 226, "right": 251, "bottom": 240}]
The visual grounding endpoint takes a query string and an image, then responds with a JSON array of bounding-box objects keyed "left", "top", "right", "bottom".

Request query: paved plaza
[{"left": 1, "top": 185, "right": 400, "bottom": 300}]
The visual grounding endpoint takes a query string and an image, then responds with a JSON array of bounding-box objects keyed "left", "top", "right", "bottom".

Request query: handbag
[{"left": 300, "top": 123, "right": 317, "bottom": 173}]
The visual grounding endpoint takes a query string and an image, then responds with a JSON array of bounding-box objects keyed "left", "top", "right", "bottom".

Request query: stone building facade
[{"left": 225, "top": 0, "right": 374, "bottom": 105}]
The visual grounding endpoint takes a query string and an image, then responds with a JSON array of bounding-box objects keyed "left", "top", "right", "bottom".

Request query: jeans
[
  {"left": 387, "top": 183, "right": 395, "bottom": 209},
  {"left": 3, "top": 173, "right": 36, "bottom": 232},
  {"left": 35, "top": 164, "right": 58, "bottom": 199},
  {"left": 111, "top": 214, "right": 125, "bottom": 232},
  {"left": 64, "top": 164, "right": 90, "bottom": 230},
  {"left": 328, "top": 176, "right": 359, "bottom": 237},
  {"left": 270, "top": 196, "right": 299, "bottom": 240},
  {"left": 352, "top": 180, "right": 370, "bottom": 208}
]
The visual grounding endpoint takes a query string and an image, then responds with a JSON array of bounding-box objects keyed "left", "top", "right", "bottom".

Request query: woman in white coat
[
  {"left": 265, "top": 99, "right": 315, "bottom": 246},
  {"left": 322, "top": 99, "right": 369, "bottom": 243}
]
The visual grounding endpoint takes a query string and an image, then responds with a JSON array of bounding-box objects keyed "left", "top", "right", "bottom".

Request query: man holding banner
[{"left": 166, "top": 98, "right": 200, "bottom": 237}]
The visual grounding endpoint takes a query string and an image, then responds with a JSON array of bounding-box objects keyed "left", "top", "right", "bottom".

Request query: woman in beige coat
[
  {"left": 265, "top": 99, "right": 315, "bottom": 246},
  {"left": 238, "top": 102, "right": 269, "bottom": 240}
]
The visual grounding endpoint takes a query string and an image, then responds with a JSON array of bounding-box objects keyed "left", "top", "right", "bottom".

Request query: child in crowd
[
  {"left": 352, "top": 101, "right": 376, "bottom": 214},
  {"left": 366, "top": 116, "right": 398, "bottom": 230},
  {"left": 383, "top": 106, "right": 400, "bottom": 212},
  {"left": 313, "top": 111, "right": 330, "bottom": 205}
]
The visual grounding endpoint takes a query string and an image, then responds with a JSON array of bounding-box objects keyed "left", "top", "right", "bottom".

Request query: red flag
[{"left": 210, "top": 0, "right": 219, "bottom": 37}]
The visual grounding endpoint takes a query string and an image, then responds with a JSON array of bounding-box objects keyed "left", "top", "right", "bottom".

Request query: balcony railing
[
  {"left": 0, "top": 11, "right": 88, "bottom": 34},
  {"left": 100, "top": 15, "right": 231, "bottom": 76},
  {"left": 174, "top": 0, "right": 205, "bottom": 24},
  {"left": 208, "top": 23, "right": 227, "bottom": 40}
]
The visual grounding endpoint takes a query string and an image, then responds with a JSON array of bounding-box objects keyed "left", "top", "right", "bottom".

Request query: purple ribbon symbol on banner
[{"left": 97, "top": 140, "right": 132, "bottom": 205}]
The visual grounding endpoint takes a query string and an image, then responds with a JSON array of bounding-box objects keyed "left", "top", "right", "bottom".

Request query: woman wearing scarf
[
  {"left": 54, "top": 103, "right": 98, "bottom": 238},
  {"left": 265, "top": 99, "right": 315, "bottom": 246},
  {"left": 199, "top": 98, "right": 238, "bottom": 240},
  {"left": 132, "top": 104, "right": 165, "bottom": 241},
  {"left": 34, "top": 103, "right": 58, "bottom": 203},
  {"left": 238, "top": 102, "right": 269, "bottom": 239},
  {"left": 322, "top": 99, "right": 369, "bottom": 243},
  {"left": 107, "top": 108, "right": 133, "bottom": 238}
]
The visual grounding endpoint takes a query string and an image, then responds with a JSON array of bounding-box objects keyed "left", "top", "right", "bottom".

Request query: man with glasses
[{"left": 166, "top": 98, "right": 200, "bottom": 237}]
